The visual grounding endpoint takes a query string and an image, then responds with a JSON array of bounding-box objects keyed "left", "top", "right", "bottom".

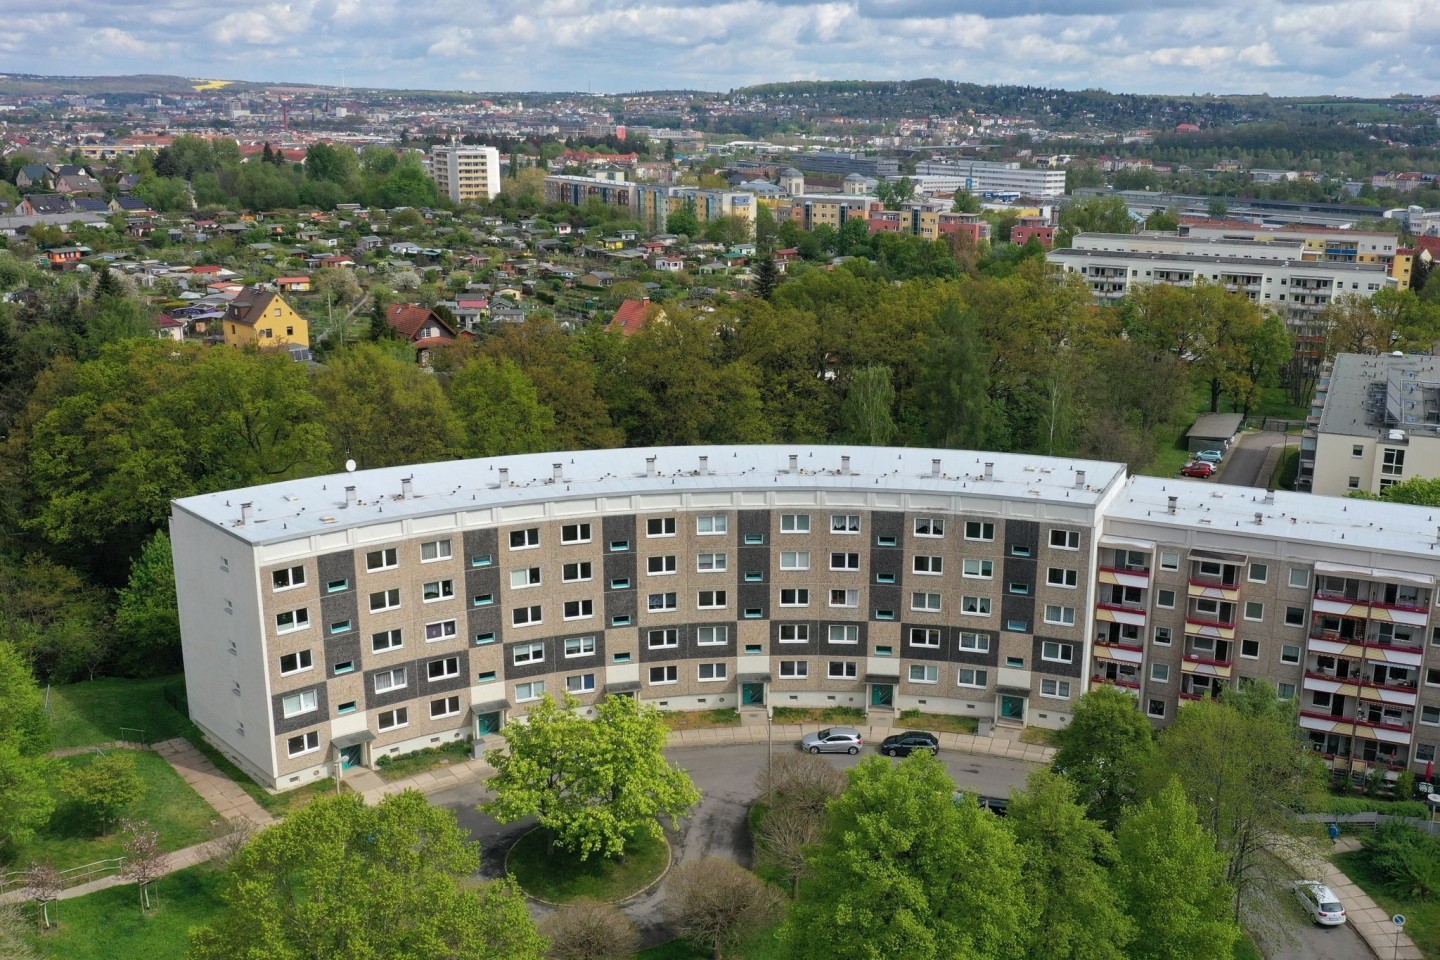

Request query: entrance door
[
  {"left": 741, "top": 683, "right": 765, "bottom": 707},
  {"left": 871, "top": 684, "right": 894, "bottom": 708},
  {"left": 999, "top": 695, "right": 1026, "bottom": 722},
  {"left": 339, "top": 745, "right": 363, "bottom": 770},
  {"left": 475, "top": 711, "right": 501, "bottom": 736}
]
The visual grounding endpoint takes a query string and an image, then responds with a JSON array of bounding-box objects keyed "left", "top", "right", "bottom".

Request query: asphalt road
[
  {"left": 1246, "top": 867, "right": 1372, "bottom": 960},
  {"left": 1217, "top": 430, "right": 1286, "bottom": 488}
]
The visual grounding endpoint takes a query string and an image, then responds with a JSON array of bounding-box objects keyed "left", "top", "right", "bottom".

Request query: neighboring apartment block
[
  {"left": 633, "top": 184, "right": 756, "bottom": 233},
  {"left": 913, "top": 160, "right": 1068, "bottom": 199},
  {"left": 427, "top": 144, "right": 501, "bottom": 204},
  {"left": 542, "top": 175, "right": 636, "bottom": 216},
  {"left": 171, "top": 445, "right": 1440, "bottom": 792}
]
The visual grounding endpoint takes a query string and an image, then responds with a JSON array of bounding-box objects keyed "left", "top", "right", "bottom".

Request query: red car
[{"left": 1180, "top": 461, "right": 1215, "bottom": 478}]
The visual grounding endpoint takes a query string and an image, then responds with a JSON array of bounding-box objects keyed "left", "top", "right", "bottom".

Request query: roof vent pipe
[
  {"left": 401, "top": 477, "right": 413, "bottom": 499},
  {"left": 1075, "top": 470, "right": 1086, "bottom": 489},
  {"left": 931, "top": 458, "right": 942, "bottom": 479},
  {"left": 1167, "top": 496, "right": 1177, "bottom": 515},
  {"left": 841, "top": 455, "right": 851, "bottom": 476},
  {"left": 553, "top": 463, "right": 563, "bottom": 483},
  {"left": 646, "top": 456, "right": 657, "bottom": 477},
  {"left": 498, "top": 467, "right": 509, "bottom": 486},
  {"left": 699, "top": 455, "right": 709, "bottom": 476},
  {"left": 788, "top": 454, "right": 799, "bottom": 473},
  {"left": 345, "top": 487, "right": 356, "bottom": 506},
  {"left": 984, "top": 462, "right": 994, "bottom": 479},
  {"left": 240, "top": 502, "right": 253, "bottom": 523}
]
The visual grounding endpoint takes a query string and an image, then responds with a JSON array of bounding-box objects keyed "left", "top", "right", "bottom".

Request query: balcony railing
[
  {"left": 1188, "top": 576, "right": 1239, "bottom": 590},
  {"left": 1097, "top": 601, "right": 1147, "bottom": 614},
  {"left": 1186, "top": 615, "right": 1236, "bottom": 630},
  {"left": 1090, "top": 675, "right": 1141, "bottom": 690},
  {"left": 1314, "top": 591, "right": 1428, "bottom": 614},
  {"left": 1183, "top": 654, "right": 1233, "bottom": 669},
  {"left": 1099, "top": 564, "right": 1151, "bottom": 576},
  {"left": 1301, "top": 709, "right": 1413, "bottom": 734},
  {"left": 1094, "top": 637, "right": 1144, "bottom": 652}
]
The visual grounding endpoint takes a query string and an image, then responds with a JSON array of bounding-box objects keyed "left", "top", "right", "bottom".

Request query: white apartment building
[
  {"left": 428, "top": 144, "right": 501, "bottom": 205},
  {"left": 913, "top": 160, "right": 1068, "bottom": 199}
]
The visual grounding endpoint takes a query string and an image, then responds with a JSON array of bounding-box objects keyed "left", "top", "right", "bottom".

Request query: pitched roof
[
  {"left": 224, "top": 287, "right": 281, "bottom": 327},
  {"left": 386, "top": 303, "right": 458, "bottom": 342},
  {"left": 608, "top": 298, "right": 655, "bottom": 336}
]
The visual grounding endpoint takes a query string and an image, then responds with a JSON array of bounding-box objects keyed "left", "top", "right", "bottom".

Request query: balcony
[
  {"left": 1181, "top": 655, "right": 1233, "bottom": 679},
  {"left": 1098, "top": 565, "right": 1150, "bottom": 589},
  {"left": 1092, "top": 639, "right": 1144, "bottom": 665},
  {"left": 1300, "top": 710, "right": 1413, "bottom": 746},
  {"left": 1187, "top": 578, "right": 1239, "bottom": 602},
  {"left": 1090, "top": 674, "right": 1141, "bottom": 691},
  {"left": 1184, "top": 616, "right": 1236, "bottom": 641},
  {"left": 1095, "top": 602, "right": 1147, "bottom": 627}
]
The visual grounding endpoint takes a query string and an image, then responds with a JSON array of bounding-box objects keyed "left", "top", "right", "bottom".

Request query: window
[
  {"left": 831, "top": 514, "right": 861, "bottom": 534},
  {"left": 276, "top": 608, "right": 310, "bottom": 633},
  {"left": 326, "top": 578, "right": 349, "bottom": 593},
  {"left": 779, "top": 624, "right": 809, "bottom": 643},
  {"left": 1348, "top": 476, "right": 1361, "bottom": 490},
  {"left": 610, "top": 577, "right": 631, "bottom": 590},
  {"left": 1249, "top": 563, "right": 1268, "bottom": 583},
  {"left": 475, "top": 671, "right": 496, "bottom": 683},
  {"left": 1041, "top": 641, "right": 1073, "bottom": 663},
  {"left": 781, "top": 513, "right": 810, "bottom": 533},
  {"left": 1050, "top": 529, "right": 1080, "bottom": 550},
  {"left": 366, "top": 547, "right": 398, "bottom": 571},
  {"left": 745, "top": 570, "right": 765, "bottom": 582},
  {"left": 698, "top": 663, "right": 727, "bottom": 682},
  {"left": 1150, "top": 663, "right": 1170, "bottom": 683},
  {"left": 1044, "top": 605, "right": 1076, "bottom": 626},
  {"left": 1160, "top": 552, "right": 1180, "bottom": 571},
  {"left": 780, "top": 551, "right": 810, "bottom": 570},
  {"left": 1157, "top": 589, "right": 1176, "bottom": 608},
  {"left": 509, "top": 528, "right": 539, "bottom": 549},
  {"left": 961, "top": 596, "right": 991, "bottom": 616},
  {"left": 513, "top": 642, "right": 545, "bottom": 665},
  {"left": 470, "top": 555, "right": 492, "bottom": 568},
  {"left": 610, "top": 540, "right": 631, "bottom": 552},
  {"left": 378, "top": 707, "right": 409, "bottom": 730},
  {"left": 1010, "top": 544, "right": 1033, "bottom": 558},
  {"left": 421, "top": 618, "right": 458, "bottom": 642},
  {"left": 910, "top": 627, "right": 941, "bottom": 648},
  {"left": 697, "top": 626, "right": 729, "bottom": 646},
  {"left": 1047, "top": 568, "right": 1078, "bottom": 588},
  {"left": 423, "top": 579, "right": 455, "bottom": 603},
  {"left": 649, "top": 665, "right": 678, "bottom": 685},
  {"left": 287, "top": 731, "right": 320, "bottom": 757},
  {"left": 1006, "top": 619, "right": 1029, "bottom": 633},
  {"left": 697, "top": 590, "right": 727, "bottom": 609},
  {"left": 958, "top": 632, "right": 990, "bottom": 653},
  {"left": 333, "top": 661, "right": 355, "bottom": 675},
  {"left": 958, "top": 669, "right": 988, "bottom": 688},
  {"left": 515, "top": 681, "right": 545, "bottom": 703},
  {"left": 875, "top": 572, "right": 896, "bottom": 584},
  {"left": 912, "top": 592, "right": 942, "bottom": 612},
  {"left": 828, "top": 624, "right": 859, "bottom": 644},
  {"left": 1008, "top": 582, "right": 1030, "bottom": 595},
  {"left": 372, "top": 629, "right": 402, "bottom": 653},
  {"left": 877, "top": 535, "right": 897, "bottom": 547},
  {"left": 1277, "top": 682, "right": 1296, "bottom": 701},
  {"left": 697, "top": 514, "right": 728, "bottom": 535},
  {"left": 648, "top": 628, "right": 679, "bottom": 649},
  {"left": 473, "top": 593, "right": 494, "bottom": 607},
  {"left": 427, "top": 657, "right": 460, "bottom": 681},
  {"left": 1244, "top": 601, "right": 1264, "bottom": 622},
  {"left": 374, "top": 668, "right": 407, "bottom": 693},
  {"left": 566, "top": 674, "right": 597, "bottom": 693},
  {"left": 1147, "top": 699, "right": 1166, "bottom": 719},
  {"left": 1281, "top": 644, "right": 1301, "bottom": 664},
  {"left": 1422, "top": 706, "right": 1440, "bottom": 726},
  {"left": 647, "top": 555, "right": 678, "bottom": 575},
  {"left": 647, "top": 592, "right": 678, "bottom": 612},
  {"left": 1153, "top": 626, "right": 1172, "bottom": 646},
  {"left": 779, "top": 660, "right": 808, "bottom": 678},
  {"left": 697, "top": 553, "right": 727, "bottom": 572},
  {"left": 910, "top": 664, "right": 939, "bottom": 684},
  {"left": 511, "top": 567, "right": 542, "bottom": 589},
  {"left": 330, "top": 619, "right": 352, "bottom": 635},
  {"left": 272, "top": 565, "right": 306, "bottom": 590},
  {"left": 561, "top": 522, "right": 592, "bottom": 544},
  {"left": 830, "top": 552, "right": 861, "bottom": 570},
  {"left": 1352, "top": 444, "right": 1364, "bottom": 458},
  {"left": 563, "top": 599, "right": 595, "bottom": 620},
  {"left": 1289, "top": 567, "right": 1310, "bottom": 589},
  {"left": 562, "top": 561, "right": 593, "bottom": 583},
  {"left": 914, "top": 517, "right": 944, "bottom": 537},
  {"left": 1040, "top": 679, "right": 1071, "bottom": 699},
  {"left": 564, "top": 636, "right": 596, "bottom": 658},
  {"left": 1241, "top": 638, "right": 1260, "bottom": 659},
  {"left": 1383, "top": 448, "right": 1405, "bottom": 477},
  {"left": 421, "top": 538, "right": 452, "bottom": 562},
  {"left": 780, "top": 588, "right": 810, "bottom": 607},
  {"left": 512, "top": 605, "right": 542, "bottom": 626},
  {"left": 646, "top": 517, "right": 676, "bottom": 537},
  {"left": 917, "top": 556, "right": 946, "bottom": 575},
  {"left": 1421, "top": 745, "right": 1438, "bottom": 765},
  {"left": 279, "top": 650, "right": 313, "bottom": 675},
  {"left": 369, "top": 589, "right": 400, "bottom": 613},
  {"left": 431, "top": 695, "right": 461, "bottom": 719},
  {"left": 827, "top": 660, "right": 858, "bottom": 679},
  {"left": 964, "top": 521, "right": 995, "bottom": 541},
  {"left": 830, "top": 588, "right": 859, "bottom": 608}
]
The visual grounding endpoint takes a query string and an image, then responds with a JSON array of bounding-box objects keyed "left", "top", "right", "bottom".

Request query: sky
[{"left": 3, "top": 0, "right": 1437, "bottom": 98}]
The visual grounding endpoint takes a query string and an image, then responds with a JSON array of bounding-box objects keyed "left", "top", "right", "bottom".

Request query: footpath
[{"left": 1273, "top": 833, "right": 1422, "bottom": 960}]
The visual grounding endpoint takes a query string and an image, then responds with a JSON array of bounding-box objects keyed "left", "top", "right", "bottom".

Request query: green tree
[
  {"left": 190, "top": 790, "right": 544, "bottom": 960},
  {"left": 113, "top": 531, "right": 181, "bottom": 677},
  {"left": 1007, "top": 769, "right": 1133, "bottom": 960},
  {"left": 485, "top": 694, "right": 700, "bottom": 861},
  {"left": 447, "top": 355, "right": 557, "bottom": 457},
  {"left": 1057, "top": 197, "right": 1134, "bottom": 247},
  {"left": 665, "top": 859, "right": 782, "bottom": 960},
  {"left": 666, "top": 204, "right": 700, "bottom": 238},
  {"left": 0, "top": 643, "right": 55, "bottom": 856},
  {"left": 753, "top": 255, "right": 781, "bottom": 302},
  {"left": 1115, "top": 780, "right": 1239, "bottom": 960},
  {"left": 1051, "top": 685, "right": 1157, "bottom": 829},
  {"left": 1357, "top": 475, "right": 1440, "bottom": 506},
  {"left": 313, "top": 343, "right": 462, "bottom": 468},
  {"left": 838, "top": 364, "right": 897, "bottom": 445},
  {"left": 63, "top": 751, "right": 143, "bottom": 835},
  {"left": 913, "top": 300, "right": 993, "bottom": 449},
  {"left": 951, "top": 190, "right": 981, "bottom": 214},
  {"left": 0, "top": 642, "right": 50, "bottom": 754},
  {"left": 1143, "top": 209, "right": 1180, "bottom": 231},
  {"left": 782, "top": 754, "right": 1029, "bottom": 960}
]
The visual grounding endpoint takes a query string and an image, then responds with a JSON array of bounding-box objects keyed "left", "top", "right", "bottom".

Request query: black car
[{"left": 880, "top": 731, "right": 939, "bottom": 757}]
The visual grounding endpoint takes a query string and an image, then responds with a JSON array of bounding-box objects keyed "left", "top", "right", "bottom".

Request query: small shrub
[
  {"left": 1321, "top": 797, "right": 1431, "bottom": 819},
  {"left": 1360, "top": 821, "right": 1440, "bottom": 900}
]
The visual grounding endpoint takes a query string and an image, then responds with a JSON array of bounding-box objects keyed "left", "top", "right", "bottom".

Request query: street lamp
[{"left": 766, "top": 702, "right": 774, "bottom": 805}]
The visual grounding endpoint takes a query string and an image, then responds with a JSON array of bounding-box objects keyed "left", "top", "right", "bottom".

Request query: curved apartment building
[{"left": 171, "top": 446, "right": 1440, "bottom": 791}]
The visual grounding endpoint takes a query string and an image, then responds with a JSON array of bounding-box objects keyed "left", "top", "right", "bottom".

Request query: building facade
[
  {"left": 220, "top": 287, "right": 309, "bottom": 351},
  {"left": 172, "top": 445, "right": 1440, "bottom": 792},
  {"left": 913, "top": 160, "right": 1068, "bottom": 199},
  {"left": 543, "top": 175, "right": 636, "bottom": 216},
  {"left": 428, "top": 145, "right": 501, "bottom": 205}
]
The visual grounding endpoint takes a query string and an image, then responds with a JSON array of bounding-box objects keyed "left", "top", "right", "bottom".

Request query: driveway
[
  {"left": 1246, "top": 865, "right": 1373, "bottom": 960},
  {"left": 1217, "top": 430, "right": 1286, "bottom": 488},
  {"left": 430, "top": 742, "right": 1037, "bottom": 944}
]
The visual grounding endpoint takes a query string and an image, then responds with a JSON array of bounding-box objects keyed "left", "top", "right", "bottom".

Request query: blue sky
[{"left": 3, "top": 0, "right": 1436, "bottom": 97}]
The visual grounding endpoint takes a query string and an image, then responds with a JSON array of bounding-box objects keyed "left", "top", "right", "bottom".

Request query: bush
[
  {"left": 1320, "top": 797, "right": 1432, "bottom": 819},
  {"left": 1360, "top": 821, "right": 1440, "bottom": 901}
]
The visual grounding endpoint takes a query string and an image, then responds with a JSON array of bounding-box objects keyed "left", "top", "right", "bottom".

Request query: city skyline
[{"left": 4, "top": 0, "right": 1437, "bottom": 99}]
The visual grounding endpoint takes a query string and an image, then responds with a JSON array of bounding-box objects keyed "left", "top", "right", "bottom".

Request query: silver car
[{"left": 799, "top": 726, "right": 863, "bottom": 754}]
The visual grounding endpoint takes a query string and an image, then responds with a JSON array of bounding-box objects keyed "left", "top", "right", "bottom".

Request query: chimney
[
  {"left": 1254, "top": 512, "right": 1264, "bottom": 526},
  {"left": 1075, "top": 469, "right": 1086, "bottom": 489},
  {"left": 1167, "top": 496, "right": 1177, "bottom": 515},
  {"left": 841, "top": 455, "right": 851, "bottom": 476},
  {"left": 240, "top": 502, "right": 253, "bottom": 523},
  {"left": 498, "top": 467, "right": 509, "bottom": 487},
  {"left": 931, "top": 458, "right": 941, "bottom": 479},
  {"left": 699, "top": 455, "right": 709, "bottom": 476},
  {"left": 345, "top": 486, "right": 356, "bottom": 507},
  {"left": 646, "top": 456, "right": 657, "bottom": 477},
  {"left": 553, "top": 463, "right": 564, "bottom": 483},
  {"left": 401, "top": 477, "right": 413, "bottom": 500},
  {"left": 983, "top": 461, "right": 994, "bottom": 479},
  {"left": 788, "top": 454, "right": 799, "bottom": 473}
]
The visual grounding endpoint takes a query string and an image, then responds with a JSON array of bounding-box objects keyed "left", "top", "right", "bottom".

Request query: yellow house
[
  {"left": 1391, "top": 249, "right": 1414, "bottom": 291},
  {"left": 221, "top": 287, "right": 310, "bottom": 351}
]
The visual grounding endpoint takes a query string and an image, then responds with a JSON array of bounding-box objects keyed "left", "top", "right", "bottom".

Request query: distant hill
[{"left": 0, "top": 73, "right": 307, "bottom": 96}]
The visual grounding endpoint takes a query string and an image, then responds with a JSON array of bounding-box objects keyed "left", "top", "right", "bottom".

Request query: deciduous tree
[
  {"left": 447, "top": 355, "right": 557, "bottom": 457},
  {"left": 540, "top": 899, "right": 639, "bottom": 960},
  {"left": 63, "top": 750, "right": 143, "bottom": 835},
  {"left": 119, "top": 817, "right": 169, "bottom": 911},
  {"left": 112, "top": 531, "right": 180, "bottom": 677},
  {"left": 838, "top": 364, "right": 897, "bottom": 445},
  {"left": 313, "top": 342, "right": 462, "bottom": 467},
  {"left": 1051, "top": 685, "right": 1157, "bottom": 829},
  {"left": 665, "top": 859, "right": 781, "bottom": 960}
]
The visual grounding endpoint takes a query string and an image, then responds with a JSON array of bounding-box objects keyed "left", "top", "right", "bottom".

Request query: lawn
[
  {"left": 21, "top": 863, "right": 228, "bottom": 960},
  {"left": 375, "top": 739, "right": 471, "bottom": 782},
  {"left": 897, "top": 710, "right": 979, "bottom": 736},
  {"left": 1018, "top": 726, "right": 1058, "bottom": 746},
  {"left": 769, "top": 706, "right": 866, "bottom": 725},
  {"left": 8, "top": 750, "right": 218, "bottom": 871},
  {"left": 183, "top": 734, "right": 334, "bottom": 817},
  {"left": 1335, "top": 850, "right": 1440, "bottom": 959},
  {"left": 663, "top": 708, "right": 742, "bottom": 731},
  {"left": 637, "top": 923, "right": 784, "bottom": 960},
  {"left": 48, "top": 676, "right": 191, "bottom": 749},
  {"left": 507, "top": 828, "right": 669, "bottom": 904}
]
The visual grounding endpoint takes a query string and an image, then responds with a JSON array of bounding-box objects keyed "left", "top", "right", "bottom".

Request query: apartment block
[
  {"left": 780, "top": 194, "right": 877, "bottom": 232},
  {"left": 867, "top": 207, "right": 991, "bottom": 245},
  {"left": 543, "top": 175, "right": 636, "bottom": 216},
  {"left": 913, "top": 160, "right": 1068, "bottom": 199},
  {"left": 171, "top": 445, "right": 1440, "bottom": 792},
  {"left": 427, "top": 144, "right": 501, "bottom": 205},
  {"left": 633, "top": 184, "right": 756, "bottom": 233}
]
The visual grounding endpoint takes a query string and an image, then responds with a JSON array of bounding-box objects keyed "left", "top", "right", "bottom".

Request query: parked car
[
  {"left": 881, "top": 731, "right": 940, "bottom": 757},
  {"left": 1180, "top": 461, "right": 1216, "bottom": 478},
  {"left": 1293, "top": 881, "right": 1346, "bottom": 926},
  {"left": 1195, "top": 449, "right": 1225, "bottom": 464},
  {"left": 799, "top": 727, "right": 863, "bottom": 754}
]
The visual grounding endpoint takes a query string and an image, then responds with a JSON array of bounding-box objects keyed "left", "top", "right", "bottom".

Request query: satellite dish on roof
[{"left": 345, "top": 459, "right": 357, "bottom": 473}]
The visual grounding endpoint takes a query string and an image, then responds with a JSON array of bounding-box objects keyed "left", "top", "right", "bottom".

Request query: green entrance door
[
  {"left": 339, "top": 745, "right": 363, "bottom": 770},
  {"left": 741, "top": 683, "right": 765, "bottom": 707},
  {"left": 1000, "top": 695, "right": 1026, "bottom": 722},
  {"left": 475, "top": 711, "right": 501, "bottom": 736},
  {"left": 870, "top": 684, "right": 894, "bottom": 708}
]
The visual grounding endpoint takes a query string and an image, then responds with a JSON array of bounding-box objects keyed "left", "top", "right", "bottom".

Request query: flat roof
[
  {"left": 1317, "top": 352, "right": 1440, "bottom": 439},
  {"left": 173, "top": 446, "right": 1129, "bottom": 546},
  {"left": 1049, "top": 248, "right": 1389, "bottom": 274}
]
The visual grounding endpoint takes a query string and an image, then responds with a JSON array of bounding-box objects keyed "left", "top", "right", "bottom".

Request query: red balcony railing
[
  {"left": 1188, "top": 576, "right": 1239, "bottom": 590},
  {"left": 1301, "top": 709, "right": 1413, "bottom": 734},
  {"left": 1091, "top": 675, "right": 1140, "bottom": 690},
  {"left": 1183, "top": 654, "right": 1233, "bottom": 669},
  {"left": 1185, "top": 615, "right": 1236, "bottom": 630}
]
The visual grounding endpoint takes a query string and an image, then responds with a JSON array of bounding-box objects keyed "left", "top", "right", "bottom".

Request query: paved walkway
[
  {"left": 152, "top": 738, "right": 274, "bottom": 827},
  {"left": 1274, "top": 834, "right": 1422, "bottom": 960}
]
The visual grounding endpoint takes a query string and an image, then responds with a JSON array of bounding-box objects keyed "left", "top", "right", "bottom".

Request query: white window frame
[
  {"left": 914, "top": 517, "right": 944, "bottom": 538},
  {"left": 366, "top": 547, "right": 398, "bottom": 571},
  {"left": 647, "top": 629, "right": 679, "bottom": 650},
  {"left": 515, "top": 681, "right": 545, "bottom": 703},
  {"left": 958, "top": 632, "right": 990, "bottom": 653},
  {"left": 916, "top": 555, "right": 946, "bottom": 576},
  {"left": 1044, "top": 604, "right": 1076, "bottom": 626},
  {"left": 697, "top": 553, "right": 728, "bottom": 573},
  {"left": 830, "top": 588, "right": 859, "bottom": 608},
  {"left": 561, "top": 522, "right": 592, "bottom": 544},
  {"left": 780, "top": 588, "right": 810, "bottom": 607},
  {"left": 646, "top": 517, "right": 677, "bottom": 538},
  {"left": 420, "top": 539, "right": 452, "bottom": 563},
  {"left": 287, "top": 730, "right": 320, "bottom": 757},
  {"left": 780, "top": 513, "right": 810, "bottom": 533},
  {"left": 1041, "top": 640, "right": 1074, "bottom": 663},
  {"left": 1248, "top": 563, "right": 1268, "bottom": 584},
  {"left": 830, "top": 552, "right": 861, "bottom": 571},
  {"left": 510, "top": 567, "right": 542, "bottom": 590},
  {"left": 957, "top": 668, "right": 988, "bottom": 688},
  {"left": 778, "top": 660, "right": 808, "bottom": 678},
  {"left": 649, "top": 664, "right": 679, "bottom": 685},
  {"left": 430, "top": 695, "right": 461, "bottom": 719},
  {"left": 372, "top": 628, "right": 403, "bottom": 653},
  {"left": 697, "top": 514, "right": 728, "bottom": 535},
  {"left": 1289, "top": 567, "right": 1310, "bottom": 589},
  {"left": 513, "top": 641, "right": 545, "bottom": 665},
  {"left": 780, "top": 551, "right": 810, "bottom": 571},
  {"left": 828, "top": 624, "right": 859, "bottom": 645},
  {"left": 961, "top": 596, "right": 991, "bottom": 616},
  {"left": 1047, "top": 567, "right": 1078, "bottom": 588},
  {"left": 281, "top": 689, "right": 318, "bottom": 718},
  {"left": 647, "top": 592, "right": 678, "bottom": 612},
  {"left": 279, "top": 649, "right": 313, "bottom": 676},
  {"left": 272, "top": 565, "right": 306, "bottom": 591},
  {"left": 1244, "top": 601, "right": 1265, "bottom": 622},
  {"left": 1150, "top": 663, "right": 1170, "bottom": 683},
  {"left": 909, "top": 664, "right": 939, "bottom": 684},
  {"left": 828, "top": 660, "right": 858, "bottom": 679},
  {"left": 964, "top": 520, "right": 995, "bottom": 542},
  {"left": 566, "top": 673, "right": 597, "bottom": 694},
  {"left": 647, "top": 555, "right": 678, "bottom": 575},
  {"left": 509, "top": 528, "right": 540, "bottom": 550},
  {"left": 422, "top": 579, "right": 455, "bottom": 603},
  {"left": 830, "top": 514, "right": 861, "bottom": 534},
  {"left": 276, "top": 608, "right": 310, "bottom": 634},
  {"left": 697, "top": 626, "right": 729, "bottom": 646},
  {"left": 374, "top": 667, "right": 408, "bottom": 693},
  {"left": 698, "top": 662, "right": 727, "bottom": 682},
  {"left": 779, "top": 624, "right": 809, "bottom": 643},
  {"left": 911, "top": 592, "right": 942, "bottom": 612},
  {"left": 512, "top": 605, "right": 542, "bottom": 627},
  {"left": 961, "top": 558, "right": 991, "bottom": 579},
  {"left": 909, "top": 627, "right": 941, "bottom": 648},
  {"left": 427, "top": 657, "right": 460, "bottom": 681},
  {"left": 369, "top": 589, "right": 401, "bottom": 613},
  {"left": 1040, "top": 678, "right": 1071, "bottom": 699},
  {"left": 378, "top": 707, "right": 409, "bottom": 730},
  {"left": 562, "top": 561, "right": 593, "bottom": 583},
  {"left": 564, "top": 635, "right": 597, "bottom": 658},
  {"left": 1049, "top": 529, "right": 1080, "bottom": 550},
  {"left": 563, "top": 599, "right": 595, "bottom": 621}
]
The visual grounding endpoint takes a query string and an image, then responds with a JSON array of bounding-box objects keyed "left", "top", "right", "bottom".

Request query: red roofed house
[
  {"left": 608, "top": 297, "right": 667, "bottom": 336},
  {"left": 276, "top": 276, "right": 311, "bottom": 293},
  {"left": 154, "top": 313, "right": 185, "bottom": 342},
  {"left": 386, "top": 303, "right": 458, "bottom": 366}
]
